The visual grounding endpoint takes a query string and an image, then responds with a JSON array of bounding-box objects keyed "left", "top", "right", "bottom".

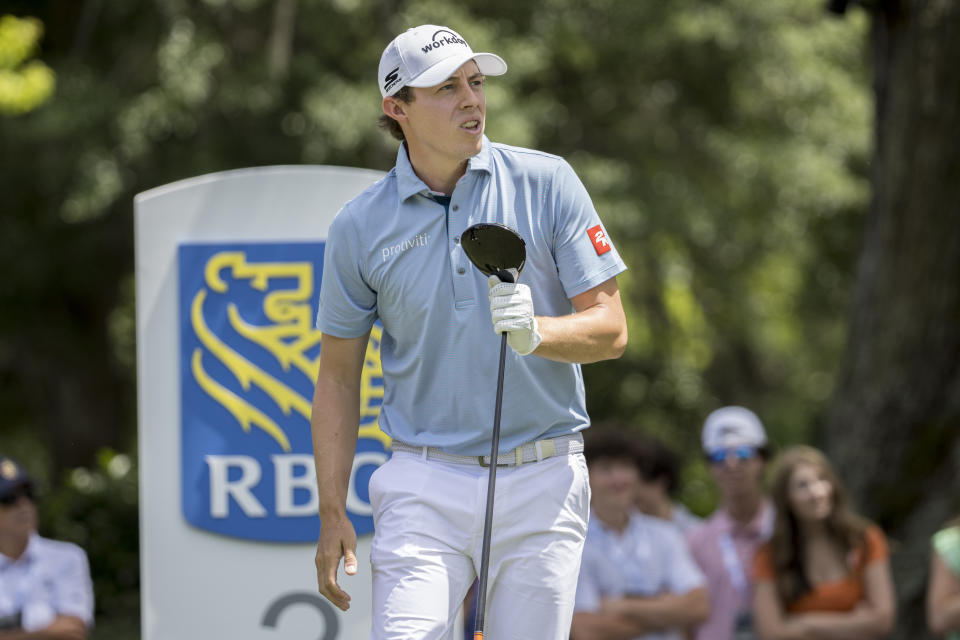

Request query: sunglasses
[
  {"left": 0, "top": 485, "right": 34, "bottom": 506},
  {"left": 707, "top": 446, "right": 758, "bottom": 465}
]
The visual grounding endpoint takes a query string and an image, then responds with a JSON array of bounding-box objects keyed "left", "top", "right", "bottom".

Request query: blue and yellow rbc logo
[{"left": 178, "top": 243, "right": 389, "bottom": 542}]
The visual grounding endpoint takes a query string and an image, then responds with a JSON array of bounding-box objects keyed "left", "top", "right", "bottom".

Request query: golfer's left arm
[{"left": 534, "top": 277, "right": 627, "bottom": 363}]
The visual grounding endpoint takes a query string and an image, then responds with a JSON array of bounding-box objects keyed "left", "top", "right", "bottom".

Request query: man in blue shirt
[
  {"left": 0, "top": 457, "right": 94, "bottom": 639},
  {"left": 311, "top": 23, "right": 628, "bottom": 639},
  {"left": 573, "top": 429, "right": 709, "bottom": 640}
]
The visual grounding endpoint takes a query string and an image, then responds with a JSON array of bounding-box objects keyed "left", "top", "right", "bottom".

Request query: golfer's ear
[{"left": 382, "top": 97, "right": 406, "bottom": 123}]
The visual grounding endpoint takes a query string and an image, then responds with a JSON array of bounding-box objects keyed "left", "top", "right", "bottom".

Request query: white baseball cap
[
  {"left": 378, "top": 25, "right": 507, "bottom": 98},
  {"left": 701, "top": 406, "right": 768, "bottom": 453}
]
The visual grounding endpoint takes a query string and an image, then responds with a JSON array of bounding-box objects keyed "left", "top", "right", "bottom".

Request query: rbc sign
[{"left": 178, "top": 242, "right": 389, "bottom": 542}]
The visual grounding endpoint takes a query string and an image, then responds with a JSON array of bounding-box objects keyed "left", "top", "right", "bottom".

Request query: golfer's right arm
[{"left": 311, "top": 331, "right": 371, "bottom": 612}]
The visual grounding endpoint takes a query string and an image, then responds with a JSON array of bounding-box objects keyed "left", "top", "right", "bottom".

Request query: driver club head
[{"left": 460, "top": 223, "right": 526, "bottom": 284}]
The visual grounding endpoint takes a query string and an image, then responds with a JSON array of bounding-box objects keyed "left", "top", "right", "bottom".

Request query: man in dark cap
[{"left": 0, "top": 456, "right": 94, "bottom": 638}]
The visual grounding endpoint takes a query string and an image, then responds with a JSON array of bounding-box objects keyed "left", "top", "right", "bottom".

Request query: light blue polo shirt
[
  {"left": 317, "top": 136, "right": 626, "bottom": 455},
  {"left": 575, "top": 511, "right": 706, "bottom": 640},
  {"left": 0, "top": 534, "right": 94, "bottom": 630}
]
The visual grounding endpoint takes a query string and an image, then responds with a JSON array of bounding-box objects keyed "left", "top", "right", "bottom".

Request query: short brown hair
[
  {"left": 378, "top": 86, "right": 414, "bottom": 141},
  {"left": 583, "top": 426, "right": 640, "bottom": 468},
  {"left": 634, "top": 436, "right": 680, "bottom": 494}
]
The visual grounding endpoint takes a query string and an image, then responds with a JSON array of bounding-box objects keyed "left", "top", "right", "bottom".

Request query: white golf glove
[{"left": 488, "top": 272, "right": 542, "bottom": 356}]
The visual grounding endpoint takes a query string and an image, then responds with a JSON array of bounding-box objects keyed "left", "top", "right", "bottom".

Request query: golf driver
[{"left": 460, "top": 222, "right": 527, "bottom": 640}]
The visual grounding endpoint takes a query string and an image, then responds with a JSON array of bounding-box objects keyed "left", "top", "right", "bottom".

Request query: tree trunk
[
  {"left": 268, "top": 0, "right": 297, "bottom": 81},
  {"left": 824, "top": 1, "right": 960, "bottom": 638}
]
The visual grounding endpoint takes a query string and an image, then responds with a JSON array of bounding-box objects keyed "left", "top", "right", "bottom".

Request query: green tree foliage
[
  {"left": 0, "top": 0, "right": 874, "bottom": 634},
  {"left": 0, "top": 15, "right": 55, "bottom": 113}
]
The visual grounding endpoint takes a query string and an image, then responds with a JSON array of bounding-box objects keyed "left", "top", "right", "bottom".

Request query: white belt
[{"left": 390, "top": 433, "right": 584, "bottom": 467}]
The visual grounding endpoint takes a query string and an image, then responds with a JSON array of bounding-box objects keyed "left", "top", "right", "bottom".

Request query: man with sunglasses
[
  {"left": 0, "top": 457, "right": 93, "bottom": 639},
  {"left": 685, "top": 407, "right": 774, "bottom": 640}
]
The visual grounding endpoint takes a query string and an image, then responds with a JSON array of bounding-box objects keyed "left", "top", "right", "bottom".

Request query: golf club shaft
[{"left": 473, "top": 331, "right": 508, "bottom": 639}]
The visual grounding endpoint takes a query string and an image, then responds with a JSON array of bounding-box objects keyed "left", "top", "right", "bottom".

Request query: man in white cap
[
  {"left": 310, "top": 24, "right": 628, "bottom": 639},
  {"left": 685, "top": 406, "right": 774, "bottom": 640}
]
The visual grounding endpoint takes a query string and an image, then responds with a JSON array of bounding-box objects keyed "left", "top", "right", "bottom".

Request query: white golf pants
[{"left": 368, "top": 449, "right": 591, "bottom": 639}]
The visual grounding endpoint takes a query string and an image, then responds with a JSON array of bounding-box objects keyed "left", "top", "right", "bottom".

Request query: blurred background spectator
[
  {"left": 633, "top": 435, "right": 701, "bottom": 534},
  {"left": 686, "top": 406, "right": 774, "bottom": 640},
  {"left": 927, "top": 515, "right": 960, "bottom": 639},
  {"left": 752, "top": 445, "right": 894, "bottom": 639},
  {"left": 572, "top": 428, "right": 708, "bottom": 640},
  {"left": 0, "top": 456, "right": 93, "bottom": 639}
]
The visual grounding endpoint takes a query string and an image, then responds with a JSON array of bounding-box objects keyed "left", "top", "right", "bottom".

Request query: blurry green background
[{"left": 1, "top": 0, "right": 957, "bottom": 638}]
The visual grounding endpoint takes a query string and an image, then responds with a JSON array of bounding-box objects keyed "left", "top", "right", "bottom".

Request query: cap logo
[
  {"left": 383, "top": 66, "right": 401, "bottom": 93},
  {"left": 421, "top": 29, "right": 468, "bottom": 54},
  {"left": 1, "top": 460, "right": 17, "bottom": 480}
]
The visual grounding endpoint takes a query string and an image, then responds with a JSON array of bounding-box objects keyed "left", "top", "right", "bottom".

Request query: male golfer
[{"left": 311, "top": 24, "right": 627, "bottom": 639}]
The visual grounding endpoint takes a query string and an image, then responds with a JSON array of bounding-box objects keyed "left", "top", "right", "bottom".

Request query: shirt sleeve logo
[{"left": 588, "top": 225, "right": 611, "bottom": 256}]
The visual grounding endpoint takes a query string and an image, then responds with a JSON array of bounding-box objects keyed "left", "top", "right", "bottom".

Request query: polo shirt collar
[
  {"left": 24, "top": 533, "right": 39, "bottom": 557},
  {"left": 0, "top": 533, "right": 38, "bottom": 567},
  {"left": 466, "top": 136, "right": 493, "bottom": 174},
  {"left": 716, "top": 499, "right": 774, "bottom": 539},
  {"left": 394, "top": 136, "right": 494, "bottom": 202},
  {"left": 590, "top": 507, "right": 640, "bottom": 539}
]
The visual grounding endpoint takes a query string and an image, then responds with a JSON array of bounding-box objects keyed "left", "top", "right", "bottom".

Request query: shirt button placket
[
  {"left": 449, "top": 197, "right": 472, "bottom": 306},
  {"left": 451, "top": 201, "right": 462, "bottom": 276}
]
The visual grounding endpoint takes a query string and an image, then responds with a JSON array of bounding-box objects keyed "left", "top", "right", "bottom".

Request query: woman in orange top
[{"left": 752, "top": 446, "right": 895, "bottom": 639}]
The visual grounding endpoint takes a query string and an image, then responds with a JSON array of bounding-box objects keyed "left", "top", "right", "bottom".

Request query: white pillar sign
[{"left": 135, "top": 166, "right": 386, "bottom": 639}]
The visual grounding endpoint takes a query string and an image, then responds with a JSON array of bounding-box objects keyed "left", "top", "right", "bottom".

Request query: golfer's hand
[
  {"left": 488, "top": 274, "right": 542, "bottom": 356},
  {"left": 315, "top": 512, "right": 358, "bottom": 611}
]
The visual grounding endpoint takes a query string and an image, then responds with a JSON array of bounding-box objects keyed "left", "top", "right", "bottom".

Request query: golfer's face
[{"left": 404, "top": 61, "right": 486, "bottom": 164}]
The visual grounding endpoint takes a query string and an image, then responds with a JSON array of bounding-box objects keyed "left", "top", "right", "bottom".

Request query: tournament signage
[
  {"left": 178, "top": 242, "right": 388, "bottom": 542},
  {"left": 136, "top": 166, "right": 386, "bottom": 639}
]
